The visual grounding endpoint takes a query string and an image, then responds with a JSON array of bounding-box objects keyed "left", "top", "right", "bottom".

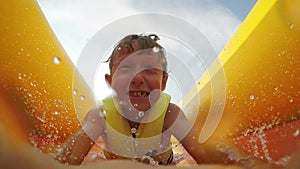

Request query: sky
[{"left": 36, "top": 0, "right": 257, "bottom": 104}]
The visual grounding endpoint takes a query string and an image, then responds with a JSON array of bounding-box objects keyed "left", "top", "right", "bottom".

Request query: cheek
[
  {"left": 111, "top": 73, "right": 131, "bottom": 90},
  {"left": 145, "top": 76, "right": 164, "bottom": 89}
]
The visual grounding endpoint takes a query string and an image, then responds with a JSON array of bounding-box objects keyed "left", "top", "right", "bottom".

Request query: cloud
[
  {"left": 121, "top": 0, "right": 241, "bottom": 103},
  {"left": 37, "top": 0, "right": 140, "bottom": 63},
  {"left": 36, "top": 0, "right": 241, "bottom": 102}
]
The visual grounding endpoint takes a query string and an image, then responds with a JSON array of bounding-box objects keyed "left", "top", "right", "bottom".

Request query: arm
[
  {"left": 55, "top": 106, "right": 106, "bottom": 165},
  {"left": 165, "top": 103, "right": 234, "bottom": 164}
]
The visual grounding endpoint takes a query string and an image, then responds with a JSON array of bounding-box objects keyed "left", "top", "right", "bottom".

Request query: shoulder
[
  {"left": 167, "top": 103, "right": 182, "bottom": 115},
  {"left": 164, "top": 103, "right": 183, "bottom": 129}
]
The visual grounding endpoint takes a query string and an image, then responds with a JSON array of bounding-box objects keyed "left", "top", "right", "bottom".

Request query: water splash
[{"left": 141, "top": 155, "right": 159, "bottom": 166}]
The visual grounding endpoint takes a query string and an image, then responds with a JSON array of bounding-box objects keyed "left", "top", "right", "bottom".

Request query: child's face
[{"left": 105, "top": 50, "right": 168, "bottom": 112}]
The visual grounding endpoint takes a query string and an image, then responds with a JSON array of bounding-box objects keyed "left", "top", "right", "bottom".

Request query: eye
[
  {"left": 115, "top": 64, "right": 133, "bottom": 74},
  {"left": 143, "top": 66, "right": 160, "bottom": 74},
  {"left": 118, "top": 64, "right": 131, "bottom": 70}
]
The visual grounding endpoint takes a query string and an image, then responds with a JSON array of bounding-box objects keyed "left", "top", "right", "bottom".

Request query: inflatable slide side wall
[
  {"left": 0, "top": 0, "right": 95, "bottom": 149},
  {"left": 182, "top": 0, "right": 299, "bottom": 163}
]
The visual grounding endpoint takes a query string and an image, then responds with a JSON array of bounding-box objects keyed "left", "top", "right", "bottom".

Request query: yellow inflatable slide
[
  {"left": 182, "top": 0, "right": 300, "bottom": 164},
  {"left": 0, "top": 0, "right": 95, "bottom": 148},
  {"left": 0, "top": 0, "right": 299, "bottom": 168}
]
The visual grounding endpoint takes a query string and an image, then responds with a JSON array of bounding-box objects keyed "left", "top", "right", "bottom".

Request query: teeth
[{"left": 129, "top": 91, "right": 148, "bottom": 97}]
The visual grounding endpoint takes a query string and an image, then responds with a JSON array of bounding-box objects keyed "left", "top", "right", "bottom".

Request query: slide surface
[{"left": 0, "top": 0, "right": 299, "bottom": 168}]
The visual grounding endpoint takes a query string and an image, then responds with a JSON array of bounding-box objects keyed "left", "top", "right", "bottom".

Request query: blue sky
[
  {"left": 216, "top": 0, "right": 257, "bottom": 20},
  {"left": 36, "top": 0, "right": 257, "bottom": 102}
]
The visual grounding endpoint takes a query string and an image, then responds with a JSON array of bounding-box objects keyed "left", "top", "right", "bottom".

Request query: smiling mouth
[{"left": 128, "top": 91, "right": 149, "bottom": 97}]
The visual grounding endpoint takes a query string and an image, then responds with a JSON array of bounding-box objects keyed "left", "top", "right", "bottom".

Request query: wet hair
[{"left": 105, "top": 34, "right": 168, "bottom": 75}]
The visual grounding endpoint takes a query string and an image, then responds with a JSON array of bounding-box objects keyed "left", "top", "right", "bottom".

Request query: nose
[{"left": 131, "top": 71, "right": 144, "bottom": 85}]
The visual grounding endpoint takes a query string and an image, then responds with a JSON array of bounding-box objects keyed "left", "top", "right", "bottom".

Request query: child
[
  {"left": 55, "top": 34, "right": 273, "bottom": 168},
  {"left": 55, "top": 34, "right": 195, "bottom": 165}
]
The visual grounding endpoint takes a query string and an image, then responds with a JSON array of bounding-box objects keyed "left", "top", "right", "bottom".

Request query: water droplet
[
  {"left": 99, "top": 111, "right": 106, "bottom": 117},
  {"left": 37, "top": 116, "right": 45, "bottom": 123},
  {"left": 152, "top": 46, "right": 159, "bottom": 53},
  {"left": 18, "top": 73, "right": 22, "bottom": 80},
  {"left": 73, "top": 89, "right": 77, "bottom": 95},
  {"left": 290, "top": 23, "right": 295, "bottom": 29},
  {"left": 249, "top": 94, "right": 255, "bottom": 100},
  {"left": 289, "top": 98, "right": 294, "bottom": 103},
  {"left": 80, "top": 95, "right": 85, "bottom": 100},
  {"left": 52, "top": 111, "right": 59, "bottom": 115},
  {"left": 138, "top": 111, "right": 145, "bottom": 118},
  {"left": 293, "top": 129, "right": 299, "bottom": 137},
  {"left": 30, "top": 82, "right": 36, "bottom": 87},
  {"left": 159, "top": 143, "right": 163, "bottom": 149},
  {"left": 52, "top": 56, "right": 61, "bottom": 65},
  {"left": 117, "top": 46, "right": 122, "bottom": 51}
]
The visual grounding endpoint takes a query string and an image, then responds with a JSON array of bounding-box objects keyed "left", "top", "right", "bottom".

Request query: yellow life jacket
[{"left": 102, "top": 92, "right": 173, "bottom": 165}]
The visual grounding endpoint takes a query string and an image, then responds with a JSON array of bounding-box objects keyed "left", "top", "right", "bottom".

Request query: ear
[
  {"left": 161, "top": 74, "right": 168, "bottom": 91},
  {"left": 105, "top": 74, "right": 112, "bottom": 87}
]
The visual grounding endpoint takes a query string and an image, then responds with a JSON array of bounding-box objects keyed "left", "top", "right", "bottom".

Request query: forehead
[{"left": 113, "top": 51, "right": 161, "bottom": 66}]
